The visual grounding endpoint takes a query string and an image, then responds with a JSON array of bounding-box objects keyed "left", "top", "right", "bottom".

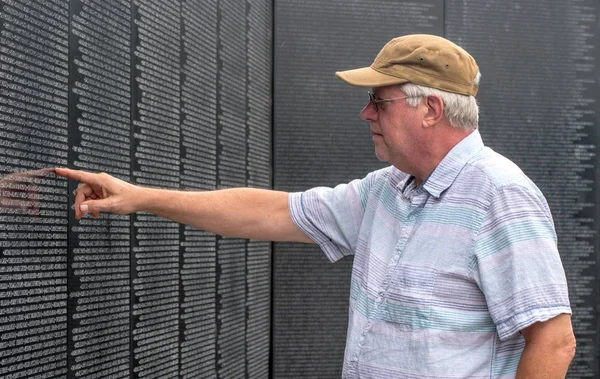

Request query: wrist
[{"left": 133, "top": 185, "right": 158, "bottom": 214}]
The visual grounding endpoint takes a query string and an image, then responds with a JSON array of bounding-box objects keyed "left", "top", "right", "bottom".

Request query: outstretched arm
[{"left": 55, "top": 168, "right": 315, "bottom": 243}]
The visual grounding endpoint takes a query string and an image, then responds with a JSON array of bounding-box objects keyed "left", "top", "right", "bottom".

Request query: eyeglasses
[{"left": 368, "top": 91, "right": 412, "bottom": 112}]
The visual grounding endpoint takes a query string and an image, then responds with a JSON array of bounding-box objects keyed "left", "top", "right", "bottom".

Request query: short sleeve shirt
[{"left": 288, "top": 130, "right": 571, "bottom": 378}]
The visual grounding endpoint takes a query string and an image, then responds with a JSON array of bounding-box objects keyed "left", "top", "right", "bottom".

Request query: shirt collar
[{"left": 421, "top": 130, "right": 484, "bottom": 198}]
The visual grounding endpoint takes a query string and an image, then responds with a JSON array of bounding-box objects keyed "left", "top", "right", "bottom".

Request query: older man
[{"left": 56, "top": 34, "right": 575, "bottom": 378}]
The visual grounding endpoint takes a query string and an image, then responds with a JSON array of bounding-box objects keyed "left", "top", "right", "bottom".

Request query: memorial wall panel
[
  {"left": 131, "top": 1, "right": 181, "bottom": 377},
  {"left": 0, "top": 1, "right": 70, "bottom": 378},
  {"left": 68, "top": 1, "right": 132, "bottom": 378},
  {"left": 180, "top": 0, "right": 218, "bottom": 378},
  {"left": 246, "top": 0, "right": 272, "bottom": 376},
  {"left": 445, "top": 0, "right": 598, "bottom": 376},
  {"left": 273, "top": 0, "right": 443, "bottom": 376},
  {"left": 216, "top": 0, "right": 250, "bottom": 377}
]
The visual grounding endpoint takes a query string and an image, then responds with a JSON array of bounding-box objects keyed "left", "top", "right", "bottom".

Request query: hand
[{"left": 55, "top": 168, "right": 141, "bottom": 219}]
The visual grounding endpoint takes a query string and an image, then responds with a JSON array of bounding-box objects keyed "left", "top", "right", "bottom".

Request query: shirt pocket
[{"left": 382, "top": 263, "right": 438, "bottom": 326}]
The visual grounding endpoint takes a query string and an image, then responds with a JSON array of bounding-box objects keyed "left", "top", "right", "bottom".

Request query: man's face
[{"left": 360, "top": 85, "right": 424, "bottom": 172}]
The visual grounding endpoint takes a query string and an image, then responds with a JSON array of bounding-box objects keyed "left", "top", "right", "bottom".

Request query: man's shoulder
[
  {"left": 463, "top": 146, "right": 536, "bottom": 190},
  {"left": 448, "top": 146, "right": 548, "bottom": 208}
]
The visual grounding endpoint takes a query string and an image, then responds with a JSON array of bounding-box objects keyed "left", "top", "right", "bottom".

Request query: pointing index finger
[{"left": 55, "top": 168, "right": 103, "bottom": 186}]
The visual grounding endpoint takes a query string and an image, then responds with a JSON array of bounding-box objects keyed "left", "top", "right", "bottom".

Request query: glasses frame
[{"left": 368, "top": 91, "right": 412, "bottom": 112}]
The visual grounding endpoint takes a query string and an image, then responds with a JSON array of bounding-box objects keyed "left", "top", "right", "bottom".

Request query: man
[{"left": 56, "top": 34, "right": 576, "bottom": 378}]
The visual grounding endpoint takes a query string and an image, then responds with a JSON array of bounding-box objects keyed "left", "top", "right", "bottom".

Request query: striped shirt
[{"left": 288, "top": 130, "right": 571, "bottom": 378}]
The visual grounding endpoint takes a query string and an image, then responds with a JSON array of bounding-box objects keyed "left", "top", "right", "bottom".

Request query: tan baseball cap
[{"left": 336, "top": 34, "right": 479, "bottom": 96}]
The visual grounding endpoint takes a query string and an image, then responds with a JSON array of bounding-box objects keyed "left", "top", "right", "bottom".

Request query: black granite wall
[
  {"left": 0, "top": 0, "right": 271, "bottom": 378},
  {"left": 0, "top": 0, "right": 597, "bottom": 378}
]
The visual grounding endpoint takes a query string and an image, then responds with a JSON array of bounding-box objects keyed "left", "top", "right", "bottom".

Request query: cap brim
[{"left": 335, "top": 66, "right": 409, "bottom": 87}]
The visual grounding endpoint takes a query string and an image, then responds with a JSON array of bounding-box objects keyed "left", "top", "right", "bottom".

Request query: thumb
[{"left": 80, "top": 198, "right": 112, "bottom": 216}]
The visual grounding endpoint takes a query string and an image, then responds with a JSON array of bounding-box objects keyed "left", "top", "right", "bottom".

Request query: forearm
[
  {"left": 55, "top": 167, "right": 313, "bottom": 243},
  {"left": 516, "top": 341, "right": 575, "bottom": 378},
  {"left": 139, "top": 187, "right": 312, "bottom": 242}
]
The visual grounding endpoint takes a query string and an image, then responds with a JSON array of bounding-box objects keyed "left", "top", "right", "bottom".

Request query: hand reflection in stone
[{"left": 0, "top": 168, "right": 55, "bottom": 216}]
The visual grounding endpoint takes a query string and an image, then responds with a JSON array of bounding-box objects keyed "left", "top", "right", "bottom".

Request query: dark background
[{"left": 0, "top": 0, "right": 596, "bottom": 378}]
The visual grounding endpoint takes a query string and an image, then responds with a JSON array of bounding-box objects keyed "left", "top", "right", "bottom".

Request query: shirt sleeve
[
  {"left": 288, "top": 173, "right": 373, "bottom": 262},
  {"left": 471, "top": 184, "right": 572, "bottom": 341}
]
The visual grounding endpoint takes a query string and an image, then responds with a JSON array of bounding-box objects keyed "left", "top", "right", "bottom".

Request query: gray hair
[{"left": 399, "top": 73, "right": 480, "bottom": 131}]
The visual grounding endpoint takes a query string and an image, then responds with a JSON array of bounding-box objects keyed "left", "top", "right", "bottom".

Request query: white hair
[{"left": 399, "top": 74, "right": 480, "bottom": 131}]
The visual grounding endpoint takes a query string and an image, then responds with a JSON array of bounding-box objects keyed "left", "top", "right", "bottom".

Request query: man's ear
[{"left": 422, "top": 95, "right": 444, "bottom": 128}]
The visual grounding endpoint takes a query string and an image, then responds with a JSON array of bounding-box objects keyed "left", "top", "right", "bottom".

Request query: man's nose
[{"left": 360, "top": 102, "right": 377, "bottom": 121}]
